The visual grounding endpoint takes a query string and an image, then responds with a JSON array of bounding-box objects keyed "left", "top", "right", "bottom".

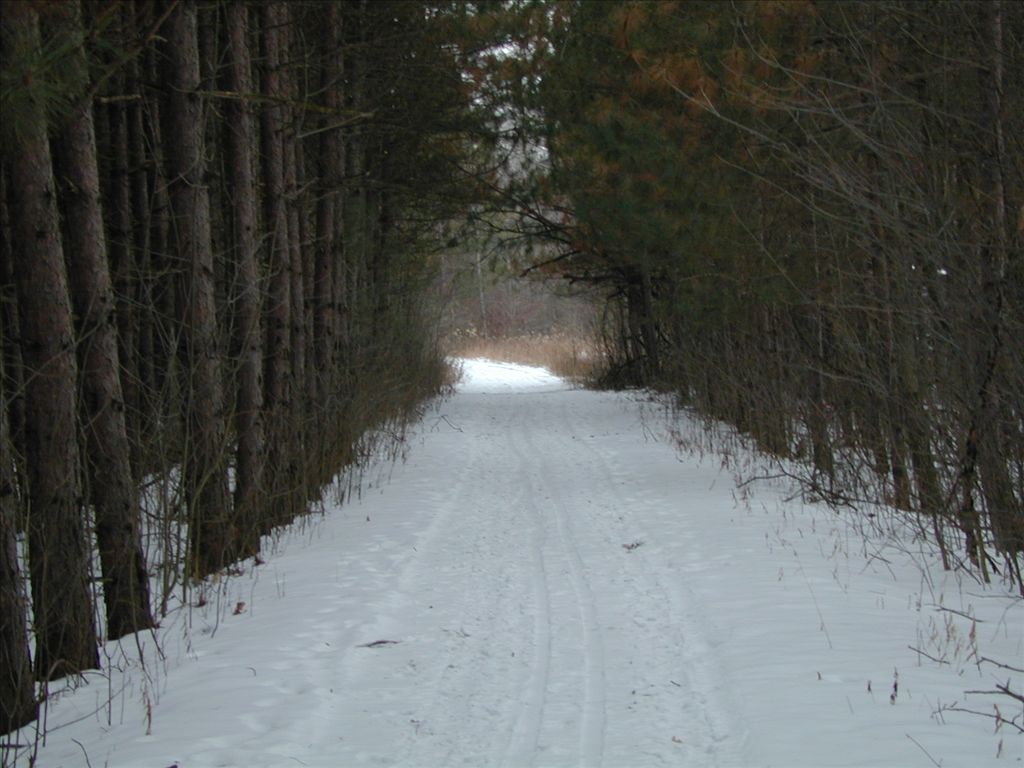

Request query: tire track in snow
[
  {"left": 520, "top": 412, "right": 607, "bottom": 768},
  {"left": 497, "top": 393, "right": 608, "bottom": 768},
  {"left": 311, "top": 392, "right": 531, "bottom": 765},
  {"left": 318, "top": 369, "right": 739, "bottom": 766},
  {"left": 502, "top": 397, "right": 554, "bottom": 768},
  {"left": 394, "top": 392, "right": 540, "bottom": 766},
  {"left": 562, "top": 392, "right": 746, "bottom": 765}
]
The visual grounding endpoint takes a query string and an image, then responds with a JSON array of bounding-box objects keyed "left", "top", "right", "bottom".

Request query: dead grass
[{"left": 444, "top": 331, "right": 605, "bottom": 384}]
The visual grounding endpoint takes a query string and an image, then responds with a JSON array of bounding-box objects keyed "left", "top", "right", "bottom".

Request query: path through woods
[{"left": 23, "top": 360, "right": 1020, "bottom": 767}]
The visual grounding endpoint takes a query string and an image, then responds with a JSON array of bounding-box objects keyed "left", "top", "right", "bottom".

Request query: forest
[{"left": 1, "top": 0, "right": 1021, "bottom": 746}]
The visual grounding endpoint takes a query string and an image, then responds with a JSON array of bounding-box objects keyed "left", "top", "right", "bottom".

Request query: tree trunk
[
  {"left": 638, "top": 266, "right": 661, "bottom": 382},
  {"left": 313, "top": 163, "right": 336, "bottom": 404},
  {"left": 0, "top": 271, "right": 36, "bottom": 732},
  {"left": 283, "top": 56, "right": 308, "bottom": 500},
  {"left": 313, "top": 6, "right": 350, "bottom": 473},
  {"left": 313, "top": 5, "right": 343, "bottom": 407},
  {"left": 226, "top": 2, "right": 265, "bottom": 559},
  {"left": 162, "top": 0, "right": 233, "bottom": 578},
  {"left": 136, "top": 27, "right": 178, "bottom": 467},
  {"left": 972, "top": 0, "right": 1022, "bottom": 559},
  {"left": 0, "top": 168, "right": 27, "bottom": 506},
  {"left": 1, "top": 1, "right": 99, "bottom": 680},
  {"left": 344, "top": 9, "right": 370, "bottom": 361},
  {"left": 49, "top": 0, "right": 153, "bottom": 639},
  {"left": 126, "top": 1, "right": 156, "bottom": 475},
  {"left": 103, "top": 54, "right": 144, "bottom": 483},
  {"left": 261, "top": 1, "right": 299, "bottom": 529}
]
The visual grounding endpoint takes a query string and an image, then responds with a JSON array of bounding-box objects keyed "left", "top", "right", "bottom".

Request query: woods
[
  {"left": 1, "top": 0, "right": 1021, "bottom": 747},
  {"left": 522, "top": 0, "right": 1023, "bottom": 592},
  {"left": 1, "top": 0, "right": 476, "bottom": 734}
]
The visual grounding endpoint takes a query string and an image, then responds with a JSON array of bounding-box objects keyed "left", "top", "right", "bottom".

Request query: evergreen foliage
[{"left": 524, "top": 0, "right": 1023, "bottom": 590}]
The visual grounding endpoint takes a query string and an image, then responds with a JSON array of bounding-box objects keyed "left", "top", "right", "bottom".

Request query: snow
[{"left": 11, "top": 358, "right": 1022, "bottom": 767}]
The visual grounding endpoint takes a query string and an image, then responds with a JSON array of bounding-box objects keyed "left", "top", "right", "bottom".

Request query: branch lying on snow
[
  {"left": 936, "top": 703, "right": 1024, "bottom": 735},
  {"left": 905, "top": 734, "right": 942, "bottom": 768},
  {"left": 928, "top": 605, "right": 983, "bottom": 622},
  {"left": 935, "top": 678, "right": 1024, "bottom": 735},
  {"left": 908, "top": 646, "right": 949, "bottom": 665},
  {"left": 993, "top": 683, "right": 1024, "bottom": 706},
  {"left": 432, "top": 414, "right": 463, "bottom": 433},
  {"left": 977, "top": 656, "right": 1024, "bottom": 674}
]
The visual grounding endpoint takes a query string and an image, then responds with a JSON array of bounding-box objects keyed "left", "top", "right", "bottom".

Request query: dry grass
[{"left": 444, "top": 331, "right": 605, "bottom": 384}]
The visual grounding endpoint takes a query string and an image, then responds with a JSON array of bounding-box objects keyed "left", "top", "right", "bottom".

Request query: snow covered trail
[
  {"left": 17, "top": 359, "right": 1022, "bottom": 768},
  {"left": 312, "top": 361, "right": 742, "bottom": 767}
]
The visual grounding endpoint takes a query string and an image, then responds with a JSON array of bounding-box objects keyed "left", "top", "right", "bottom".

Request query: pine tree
[
  {"left": 161, "top": 0, "right": 233, "bottom": 578},
  {"left": 0, "top": 273, "right": 35, "bottom": 731},
  {"left": 49, "top": 0, "right": 153, "bottom": 640},
  {"left": 1, "top": 0, "right": 99, "bottom": 680},
  {"left": 225, "top": 1, "right": 265, "bottom": 559}
]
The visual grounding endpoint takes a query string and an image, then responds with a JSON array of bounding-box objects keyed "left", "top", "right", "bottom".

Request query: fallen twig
[{"left": 908, "top": 645, "right": 949, "bottom": 665}]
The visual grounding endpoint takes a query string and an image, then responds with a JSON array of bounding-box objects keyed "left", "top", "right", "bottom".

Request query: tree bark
[
  {"left": 49, "top": 0, "right": 153, "bottom": 640},
  {"left": 101, "top": 25, "right": 144, "bottom": 482},
  {"left": 283, "top": 44, "right": 308, "bottom": 497},
  {"left": 261, "top": 1, "right": 301, "bottom": 529},
  {"left": 162, "top": 0, "right": 233, "bottom": 578},
  {"left": 312, "top": 5, "right": 348, "bottom": 473},
  {"left": 146, "top": 33, "right": 178, "bottom": 448},
  {"left": 1, "top": 1, "right": 99, "bottom": 680},
  {"left": 973, "top": 0, "right": 1022, "bottom": 558},
  {"left": 0, "top": 266, "right": 36, "bottom": 732},
  {"left": 126, "top": 1, "right": 156, "bottom": 474},
  {"left": 226, "top": 2, "right": 265, "bottom": 558}
]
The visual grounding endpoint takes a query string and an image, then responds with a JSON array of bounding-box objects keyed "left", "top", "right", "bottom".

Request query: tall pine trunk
[
  {"left": 283, "top": 50, "right": 309, "bottom": 501},
  {"left": 95, "top": 7, "right": 144, "bottom": 481},
  {"left": 0, "top": 252, "right": 35, "bottom": 732},
  {"left": 126, "top": 2, "right": 156, "bottom": 475},
  {"left": 313, "top": 4, "right": 345, "bottom": 470},
  {"left": 1, "top": 1, "right": 99, "bottom": 680},
  {"left": 226, "top": 2, "right": 265, "bottom": 558},
  {"left": 162, "top": 0, "right": 233, "bottom": 578},
  {"left": 972, "top": 0, "right": 1022, "bottom": 559},
  {"left": 49, "top": 0, "right": 153, "bottom": 639},
  {"left": 261, "top": 1, "right": 299, "bottom": 529}
]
